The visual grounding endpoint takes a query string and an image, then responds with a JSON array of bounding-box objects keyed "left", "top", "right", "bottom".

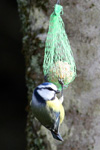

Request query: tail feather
[{"left": 51, "top": 130, "right": 63, "bottom": 141}]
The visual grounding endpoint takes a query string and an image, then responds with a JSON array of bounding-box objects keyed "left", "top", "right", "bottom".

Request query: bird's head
[{"left": 34, "top": 82, "right": 60, "bottom": 101}]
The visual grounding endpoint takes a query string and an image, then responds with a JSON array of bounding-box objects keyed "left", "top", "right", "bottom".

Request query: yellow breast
[{"left": 46, "top": 97, "right": 64, "bottom": 124}]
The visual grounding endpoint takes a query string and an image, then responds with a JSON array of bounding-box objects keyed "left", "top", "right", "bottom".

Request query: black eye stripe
[
  {"left": 37, "top": 87, "right": 54, "bottom": 91},
  {"left": 47, "top": 87, "right": 53, "bottom": 91}
]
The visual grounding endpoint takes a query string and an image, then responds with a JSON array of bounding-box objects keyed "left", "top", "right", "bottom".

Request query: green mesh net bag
[{"left": 43, "top": 4, "right": 76, "bottom": 90}]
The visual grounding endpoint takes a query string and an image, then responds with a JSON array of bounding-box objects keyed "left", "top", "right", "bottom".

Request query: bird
[{"left": 31, "top": 82, "right": 65, "bottom": 141}]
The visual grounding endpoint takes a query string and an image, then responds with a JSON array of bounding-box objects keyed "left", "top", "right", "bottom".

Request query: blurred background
[
  {"left": 1, "top": 0, "right": 100, "bottom": 150},
  {"left": 0, "top": 0, "right": 27, "bottom": 149}
]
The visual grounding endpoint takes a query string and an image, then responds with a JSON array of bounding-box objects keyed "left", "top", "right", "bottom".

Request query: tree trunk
[{"left": 17, "top": 0, "right": 100, "bottom": 150}]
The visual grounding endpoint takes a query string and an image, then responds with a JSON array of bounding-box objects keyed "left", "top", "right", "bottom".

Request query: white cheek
[{"left": 37, "top": 89, "right": 55, "bottom": 100}]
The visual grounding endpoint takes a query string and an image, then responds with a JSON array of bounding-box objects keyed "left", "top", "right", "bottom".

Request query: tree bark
[{"left": 17, "top": 0, "right": 100, "bottom": 150}]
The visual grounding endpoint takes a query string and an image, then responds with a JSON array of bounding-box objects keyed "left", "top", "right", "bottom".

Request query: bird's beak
[{"left": 56, "top": 90, "right": 60, "bottom": 94}]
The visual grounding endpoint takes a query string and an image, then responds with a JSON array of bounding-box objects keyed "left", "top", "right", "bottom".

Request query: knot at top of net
[{"left": 54, "top": 4, "right": 63, "bottom": 16}]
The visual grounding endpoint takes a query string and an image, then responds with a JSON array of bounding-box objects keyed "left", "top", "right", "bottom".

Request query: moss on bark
[{"left": 17, "top": 0, "right": 49, "bottom": 149}]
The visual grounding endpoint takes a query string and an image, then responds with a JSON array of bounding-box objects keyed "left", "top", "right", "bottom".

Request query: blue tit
[{"left": 31, "top": 82, "right": 65, "bottom": 141}]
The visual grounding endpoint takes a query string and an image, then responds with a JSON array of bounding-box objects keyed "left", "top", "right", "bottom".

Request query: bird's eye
[{"left": 47, "top": 87, "right": 53, "bottom": 91}]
